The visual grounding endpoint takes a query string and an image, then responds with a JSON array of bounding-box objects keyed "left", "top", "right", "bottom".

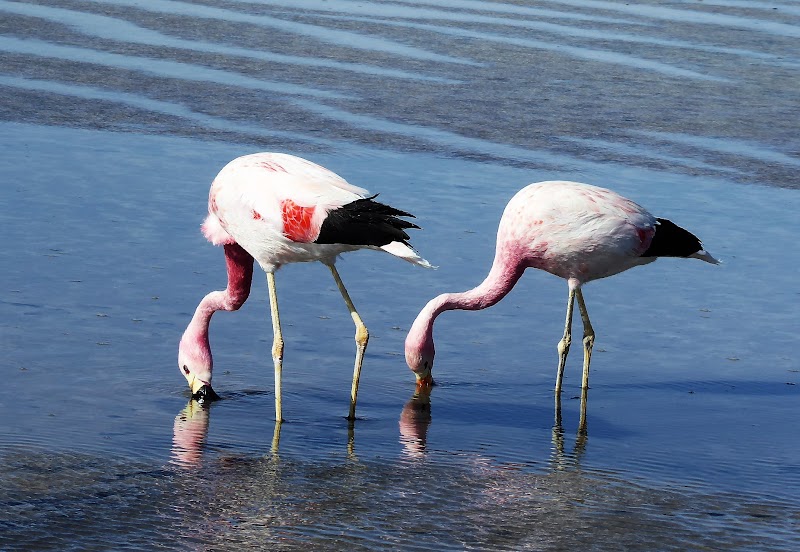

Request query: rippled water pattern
[{"left": 1, "top": 0, "right": 799, "bottom": 550}]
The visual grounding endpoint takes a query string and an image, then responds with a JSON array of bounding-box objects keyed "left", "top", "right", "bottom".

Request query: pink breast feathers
[{"left": 280, "top": 199, "right": 318, "bottom": 243}]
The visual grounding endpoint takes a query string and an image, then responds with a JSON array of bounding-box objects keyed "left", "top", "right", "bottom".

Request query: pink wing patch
[
  {"left": 280, "top": 199, "right": 318, "bottom": 243},
  {"left": 636, "top": 226, "right": 656, "bottom": 252},
  {"left": 257, "top": 160, "right": 288, "bottom": 173}
]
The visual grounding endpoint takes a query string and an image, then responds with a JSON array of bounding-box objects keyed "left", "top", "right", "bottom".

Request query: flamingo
[
  {"left": 405, "top": 180, "right": 718, "bottom": 396},
  {"left": 179, "top": 152, "right": 431, "bottom": 422}
]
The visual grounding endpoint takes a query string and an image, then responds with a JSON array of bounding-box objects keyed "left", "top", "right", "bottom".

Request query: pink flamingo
[
  {"left": 405, "top": 180, "right": 718, "bottom": 395},
  {"left": 179, "top": 152, "right": 431, "bottom": 421}
]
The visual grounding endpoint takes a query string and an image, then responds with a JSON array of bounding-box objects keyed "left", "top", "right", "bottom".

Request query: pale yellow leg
[
  {"left": 575, "top": 288, "right": 595, "bottom": 391},
  {"left": 266, "top": 272, "right": 285, "bottom": 422},
  {"left": 327, "top": 264, "right": 369, "bottom": 421},
  {"left": 555, "top": 287, "right": 576, "bottom": 396}
]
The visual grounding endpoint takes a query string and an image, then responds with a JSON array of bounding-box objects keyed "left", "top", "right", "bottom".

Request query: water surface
[{"left": 1, "top": 1, "right": 799, "bottom": 550}]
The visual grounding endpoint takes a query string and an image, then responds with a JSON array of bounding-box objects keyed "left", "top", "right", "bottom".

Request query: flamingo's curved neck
[
  {"left": 184, "top": 243, "right": 255, "bottom": 340},
  {"left": 411, "top": 247, "right": 525, "bottom": 338}
]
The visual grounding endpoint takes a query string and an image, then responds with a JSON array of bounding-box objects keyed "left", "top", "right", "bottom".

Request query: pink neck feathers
[
  {"left": 411, "top": 247, "right": 525, "bottom": 338},
  {"left": 186, "top": 243, "right": 254, "bottom": 339},
  {"left": 220, "top": 243, "right": 254, "bottom": 309}
]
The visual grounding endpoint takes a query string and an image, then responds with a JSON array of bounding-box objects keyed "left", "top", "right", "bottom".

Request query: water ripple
[
  {"left": 561, "top": 136, "right": 742, "bottom": 174},
  {"left": 4, "top": 448, "right": 797, "bottom": 551},
  {"left": 541, "top": 0, "right": 800, "bottom": 38},
  {"left": 226, "top": 0, "right": 642, "bottom": 31},
  {"left": 291, "top": 98, "right": 602, "bottom": 171},
  {"left": 0, "top": 36, "right": 349, "bottom": 99},
  {"left": 636, "top": 130, "right": 800, "bottom": 168},
  {"left": 387, "top": 0, "right": 643, "bottom": 24},
  {"left": 335, "top": 17, "right": 732, "bottom": 82},
  {"left": 699, "top": 0, "right": 800, "bottom": 17},
  {"left": 0, "top": 75, "right": 337, "bottom": 147},
  {"left": 82, "top": 0, "right": 478, "bottom": 65},
  {"left": 305, "top": 0, "right": 783, "bottom": 64},
  {"left": 0, "top": 0, "right": 457, "bottom": 83}
]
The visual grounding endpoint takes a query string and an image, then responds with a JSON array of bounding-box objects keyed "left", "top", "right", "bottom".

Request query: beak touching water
[
  {"left": 414, "top": 368, "right": 435, "bottom": 389},
  {"left": 188, "top": 374, "right": 220, "bottom": 403}
]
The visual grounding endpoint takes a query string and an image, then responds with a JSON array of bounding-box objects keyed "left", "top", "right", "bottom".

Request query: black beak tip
[{"left": 192, "top": 384, "right": 221, "bottom": 403}]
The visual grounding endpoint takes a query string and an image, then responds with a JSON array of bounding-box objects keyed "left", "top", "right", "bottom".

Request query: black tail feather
[
  {"left": 641, "top": 218, "right": 703, "bottom": 258},
  {"left": 315, "top": 196, "right": 420, "bottom": 247}
]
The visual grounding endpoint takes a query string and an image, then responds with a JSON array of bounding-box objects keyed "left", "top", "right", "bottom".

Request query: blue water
[{"left": 1, "top": 1, "right": 799, "bottom": 550}]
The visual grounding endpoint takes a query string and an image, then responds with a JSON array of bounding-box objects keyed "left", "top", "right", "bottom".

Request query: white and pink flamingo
[
  {"left": 405, "top": 181, "right": 718, "bottom": 395},
  {"left": 179, "top": 152, "right": 431, "bottom": 422}
]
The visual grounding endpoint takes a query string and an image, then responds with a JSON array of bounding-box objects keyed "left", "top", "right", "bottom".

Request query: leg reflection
[
  {"left": 347, "top": 419, "right": 357, "bottom": 460},
  {"left": 271, "top": 420, "right": 282, "bottom": 457},
  {"left": 578, "top": 386, "right": 588, "bottom": 436},
  {"left": 551, "top": 386, "right": 588, "bottom": 471}
]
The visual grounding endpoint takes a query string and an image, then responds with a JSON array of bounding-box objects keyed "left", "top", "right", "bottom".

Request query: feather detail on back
[{"left": 227, "top": 152, "right": 369, "bottom": 205}]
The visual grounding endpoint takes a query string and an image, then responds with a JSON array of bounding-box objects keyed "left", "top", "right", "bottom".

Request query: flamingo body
[
  {"left": 405, "top": 180, "right": 718, "bottom": 392},
  {"left": 202, "top": 153, "right": 427, "bottom": 269},
  {"left": 497, "top": 181, "right": 659, "bottom": 282},
  {"left": 179, "top": 152, "right": 430, "bottom": 420}
]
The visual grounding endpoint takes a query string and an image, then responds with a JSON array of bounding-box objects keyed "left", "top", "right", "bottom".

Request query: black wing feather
[
  {"left": 315, "top": 196, "right": 420, "bottom": 247},
  {"left": 641, "top": 218, "right": 703, "bottom": 258}
]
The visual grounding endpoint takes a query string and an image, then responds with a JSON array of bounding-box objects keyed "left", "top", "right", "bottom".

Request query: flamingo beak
[
  {"left": 415, "top": 370, "right": 435, "bottom": 389},
  {"left": 192, "top": 384, "right": 220, "bottom": 403},
  {"left": 188, "top": 374, "right": 220, "bottom": 403}
]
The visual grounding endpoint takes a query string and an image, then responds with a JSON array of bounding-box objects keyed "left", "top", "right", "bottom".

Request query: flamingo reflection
[
  {"left": 171, "top": 400, "right": 211, "bottom": 468},
  {"left": 399, "top": 379, "right": 589, "bottom": 464},
  {"left": 171, "top": 401, "right": 358, "bottom": 463},
  {"left": 399, "top": 383, "right": 432, "bottom": 459},
  {"left": 551, "top": 387, "right": 588, "bottom": 472}
]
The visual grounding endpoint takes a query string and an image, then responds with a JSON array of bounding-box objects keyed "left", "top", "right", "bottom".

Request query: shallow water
[{"left": 1, "top": 1, "right": 799, "bottom": 550}]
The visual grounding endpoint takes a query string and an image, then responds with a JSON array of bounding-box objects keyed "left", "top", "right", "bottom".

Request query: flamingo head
[
  {"left": 404, "top": 327, "right": 435, "bottom": 388},
  {"left": 177, "top": 332, "right": 219, "bottom": 403}
]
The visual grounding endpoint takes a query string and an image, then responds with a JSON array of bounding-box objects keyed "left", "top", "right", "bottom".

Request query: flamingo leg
[
  {"left": 555, "top": 287, "right": 576, "bottom": 395},
  {"left": 266, "top": 272, "right": 285, "bottom": 422},
  {"left": 575, "top": 288, "right": 595, "bottom": 391},
  {"left": 327, "top": 264, "right": 369, "bottom": 421}
]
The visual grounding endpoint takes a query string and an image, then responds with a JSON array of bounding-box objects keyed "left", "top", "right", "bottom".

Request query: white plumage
[
  {"left": 179, "top": 152, "right": 431, "bottom": 421},
  {"left": 405, "top": 180, "right": 718, "bottom": 402}
]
